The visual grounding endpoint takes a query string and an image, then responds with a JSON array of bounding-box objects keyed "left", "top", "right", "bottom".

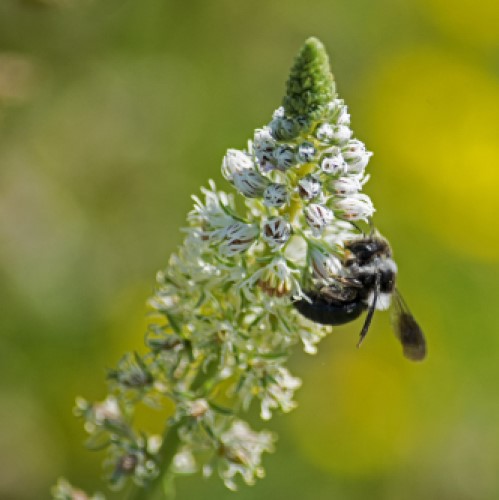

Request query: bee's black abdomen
[{"left": 293, "top": 293, "right": 367, "bottom": 326}]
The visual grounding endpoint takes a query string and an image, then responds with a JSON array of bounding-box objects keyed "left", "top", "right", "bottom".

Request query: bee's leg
[
  {"left": 356, "top": 273, "right": 380, "bottom": 348},
  {"left": 335, "top": 276, "right": 363, "bottom": 287},
  {"left": 367, "top": 217, "right": 376, "bottom": 237}
]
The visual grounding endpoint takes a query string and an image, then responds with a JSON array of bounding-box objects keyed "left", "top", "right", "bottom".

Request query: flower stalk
[{"left": 53, "top": 36, "right": 377, "bottom": 499}]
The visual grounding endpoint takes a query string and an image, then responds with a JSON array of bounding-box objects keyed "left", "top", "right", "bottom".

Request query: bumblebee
[{"left": 294, "top": 233, "right": 426, "bottom": 361}]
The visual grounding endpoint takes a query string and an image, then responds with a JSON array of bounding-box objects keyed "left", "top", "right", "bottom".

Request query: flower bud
[
  {"left": 262, "top": 217, "right": 291, "bottom": 249},
  {"left": 298, "top": 175, "right": 322, "bottom": 201},
  {"left": 296, "top": 141, "right": 316, "bottom": 163},
  {"left": 341, "top": 139, "right": 372, "bottom": 173},
  {"left": 273, "top": 144, "right": 296, "bottom": 171},
  {"left": 320, "top": 147, "right": 348, "bottom": 175},
  {"left": 328, "top": 176, "right": 362, "bottom": 196},
  {"left": 263, "top": 183, "right": 288, "bottom": 207},
  {"left": 304, "top": 204, "right": 334, "bottom": 234},
  {"left": 331, "top": 124, "right": 352, "bottom": 143},
  {"left": 253, "top": 128, "right": 277, "bottom": 172},
  {"left": 334, "top": 193, "right": 375, "bottom": 221},
  {"left": 222, "top": 149, "right": 254, "bottom": 181},
  {"left": 272, "top": 106, "right": 285, "bottom": 119},
  {"left": 269, "top": 113, "right": 300, "bottom": 140},
  {"left": 327, "top": 98, "right": 350, "bottom": 125},
  {"left": 315, "top": 123, "right": 334, "bottom": 141},
  {"left": 337, "top": 106, "right": 350, "bottom": 125},
  {"left": 232, "top": 170, "right": 270, "bottom": 198}
]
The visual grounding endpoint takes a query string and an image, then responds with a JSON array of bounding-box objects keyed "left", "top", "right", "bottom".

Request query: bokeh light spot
[
  {"left": 419, "top": 0, "right": 499, "bottom": 48},
  {"left": 364, "top": 48, "right": 499, "bottom": 261},
  {"left": 289, "top": 353, "right": 417, "bottom": 476}
]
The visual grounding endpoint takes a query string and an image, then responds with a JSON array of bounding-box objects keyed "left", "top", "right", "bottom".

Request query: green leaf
[{"left": 209, "top": 402, "right": 235, "bottom": 415}]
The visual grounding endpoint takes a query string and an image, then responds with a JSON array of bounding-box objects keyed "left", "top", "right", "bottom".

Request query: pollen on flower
[{"left": 239, "top": 256, "right": 301, "bottom": 300}]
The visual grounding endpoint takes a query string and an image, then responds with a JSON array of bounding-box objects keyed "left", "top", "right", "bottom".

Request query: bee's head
[{"left": 344, "top": 235, "right": 392, "bottom": 266}]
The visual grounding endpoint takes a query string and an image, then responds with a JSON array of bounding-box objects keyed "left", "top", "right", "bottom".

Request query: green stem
[
  {"left": 128, "top": 419, "right": 184, "bottom": 500},
  {"left": 128, "top": 366, "right": 213, "bottom": 500}
]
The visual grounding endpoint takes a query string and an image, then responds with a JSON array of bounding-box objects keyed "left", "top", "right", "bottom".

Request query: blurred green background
[{"left": 1, "top": 0, "right": 498, "bottom": 498}]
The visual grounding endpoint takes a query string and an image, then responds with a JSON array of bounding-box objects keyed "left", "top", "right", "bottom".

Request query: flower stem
[
  {"left": 128, "top": 419, "right": 183, "bottom": 500},
  {"left": 129, "top": 366, "right": 212, "bottom": 500}
]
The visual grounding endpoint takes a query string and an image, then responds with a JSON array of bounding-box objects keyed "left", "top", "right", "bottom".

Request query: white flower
[
  {"left": 219, "top": 420, "right": 275, "bottom": 491},
  {"left": 52, "top": 478, "right": 105, "bottom": 500},
  {"left": 334, "top": 193, "right": 375, "bottom": 221},
  {"left": 298, "top": 175, "right": 322, "bottom": 200},
  {"left": 71, "top": 43, "right": 384, "bottom": 496},
  {"left": 147, "top": 435, "right": 162, "bottom": 454},
  {"left": 304, "top": 203, "right": 334, "bottom": 235},
  {"left": 189, "top": 181, "right": 235, "bottom": 231},
  {"left": 320, "top": 147, "right": 348, "bottom": 175},
  {"left": 261, "top": 217, "right": 291, "bottom": 249},
  {"left": 309, "top": 246, "right": 342, "bottom": 283},
  {"left": 240, "top": 257, "right": 301, "bottom": 300},
  {"left": 232, "top": 170, "right": 270, "bottom": 198},
  {"left": 173, "top": 448, "right": 197, "bottom": 474},
  {"left": 341, "top": 139, "right": 373, "bottom": 173},
  {"left": 186, "top": 398, "right": 210, "bottom": 418},
  {"left": 92, "top": 396, "right": 122, "bottom": 425},
  {"left": 218, "top": 221, "right": 259, "bottom": 256},
  {"left": 296, "top": 324, "right": 328, "bottom": 355},
  {"left": 246, "top": 362, "right": 302, "bottom": 420},
  {"left": 221, "top": 149, "right": 254, "bottom": 181},
  {"left": 329, "top": 176, "right": 364, "bottom": 196},
  {"left": 316, "top": 123, "right": 352, "bottom": 144},
  {"left": 263, "top": 183, "right": 288, "bottom": 207}
]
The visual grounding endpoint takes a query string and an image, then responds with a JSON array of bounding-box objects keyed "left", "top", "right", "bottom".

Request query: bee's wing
[{"left": 391, "top": 289, "right": 427, "bottom": 361}]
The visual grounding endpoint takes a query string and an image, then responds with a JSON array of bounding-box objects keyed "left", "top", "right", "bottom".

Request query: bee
[{"left": 293, "top": 230, "right": 426, "bottom": 361}]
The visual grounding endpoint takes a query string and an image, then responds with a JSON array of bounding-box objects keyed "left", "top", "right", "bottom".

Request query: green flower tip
[{"left": 282, "top": 37, "right": 336, "bottom": 122}]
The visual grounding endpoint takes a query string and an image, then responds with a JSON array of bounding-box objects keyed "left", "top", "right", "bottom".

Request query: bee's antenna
[{"left": 356, "top": 273, "right": 380, "bottom": 348}]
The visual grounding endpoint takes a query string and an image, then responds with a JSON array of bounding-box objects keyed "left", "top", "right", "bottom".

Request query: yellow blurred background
[{"left": 0, "top": 0, "right": 498, "bottom": 498}]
